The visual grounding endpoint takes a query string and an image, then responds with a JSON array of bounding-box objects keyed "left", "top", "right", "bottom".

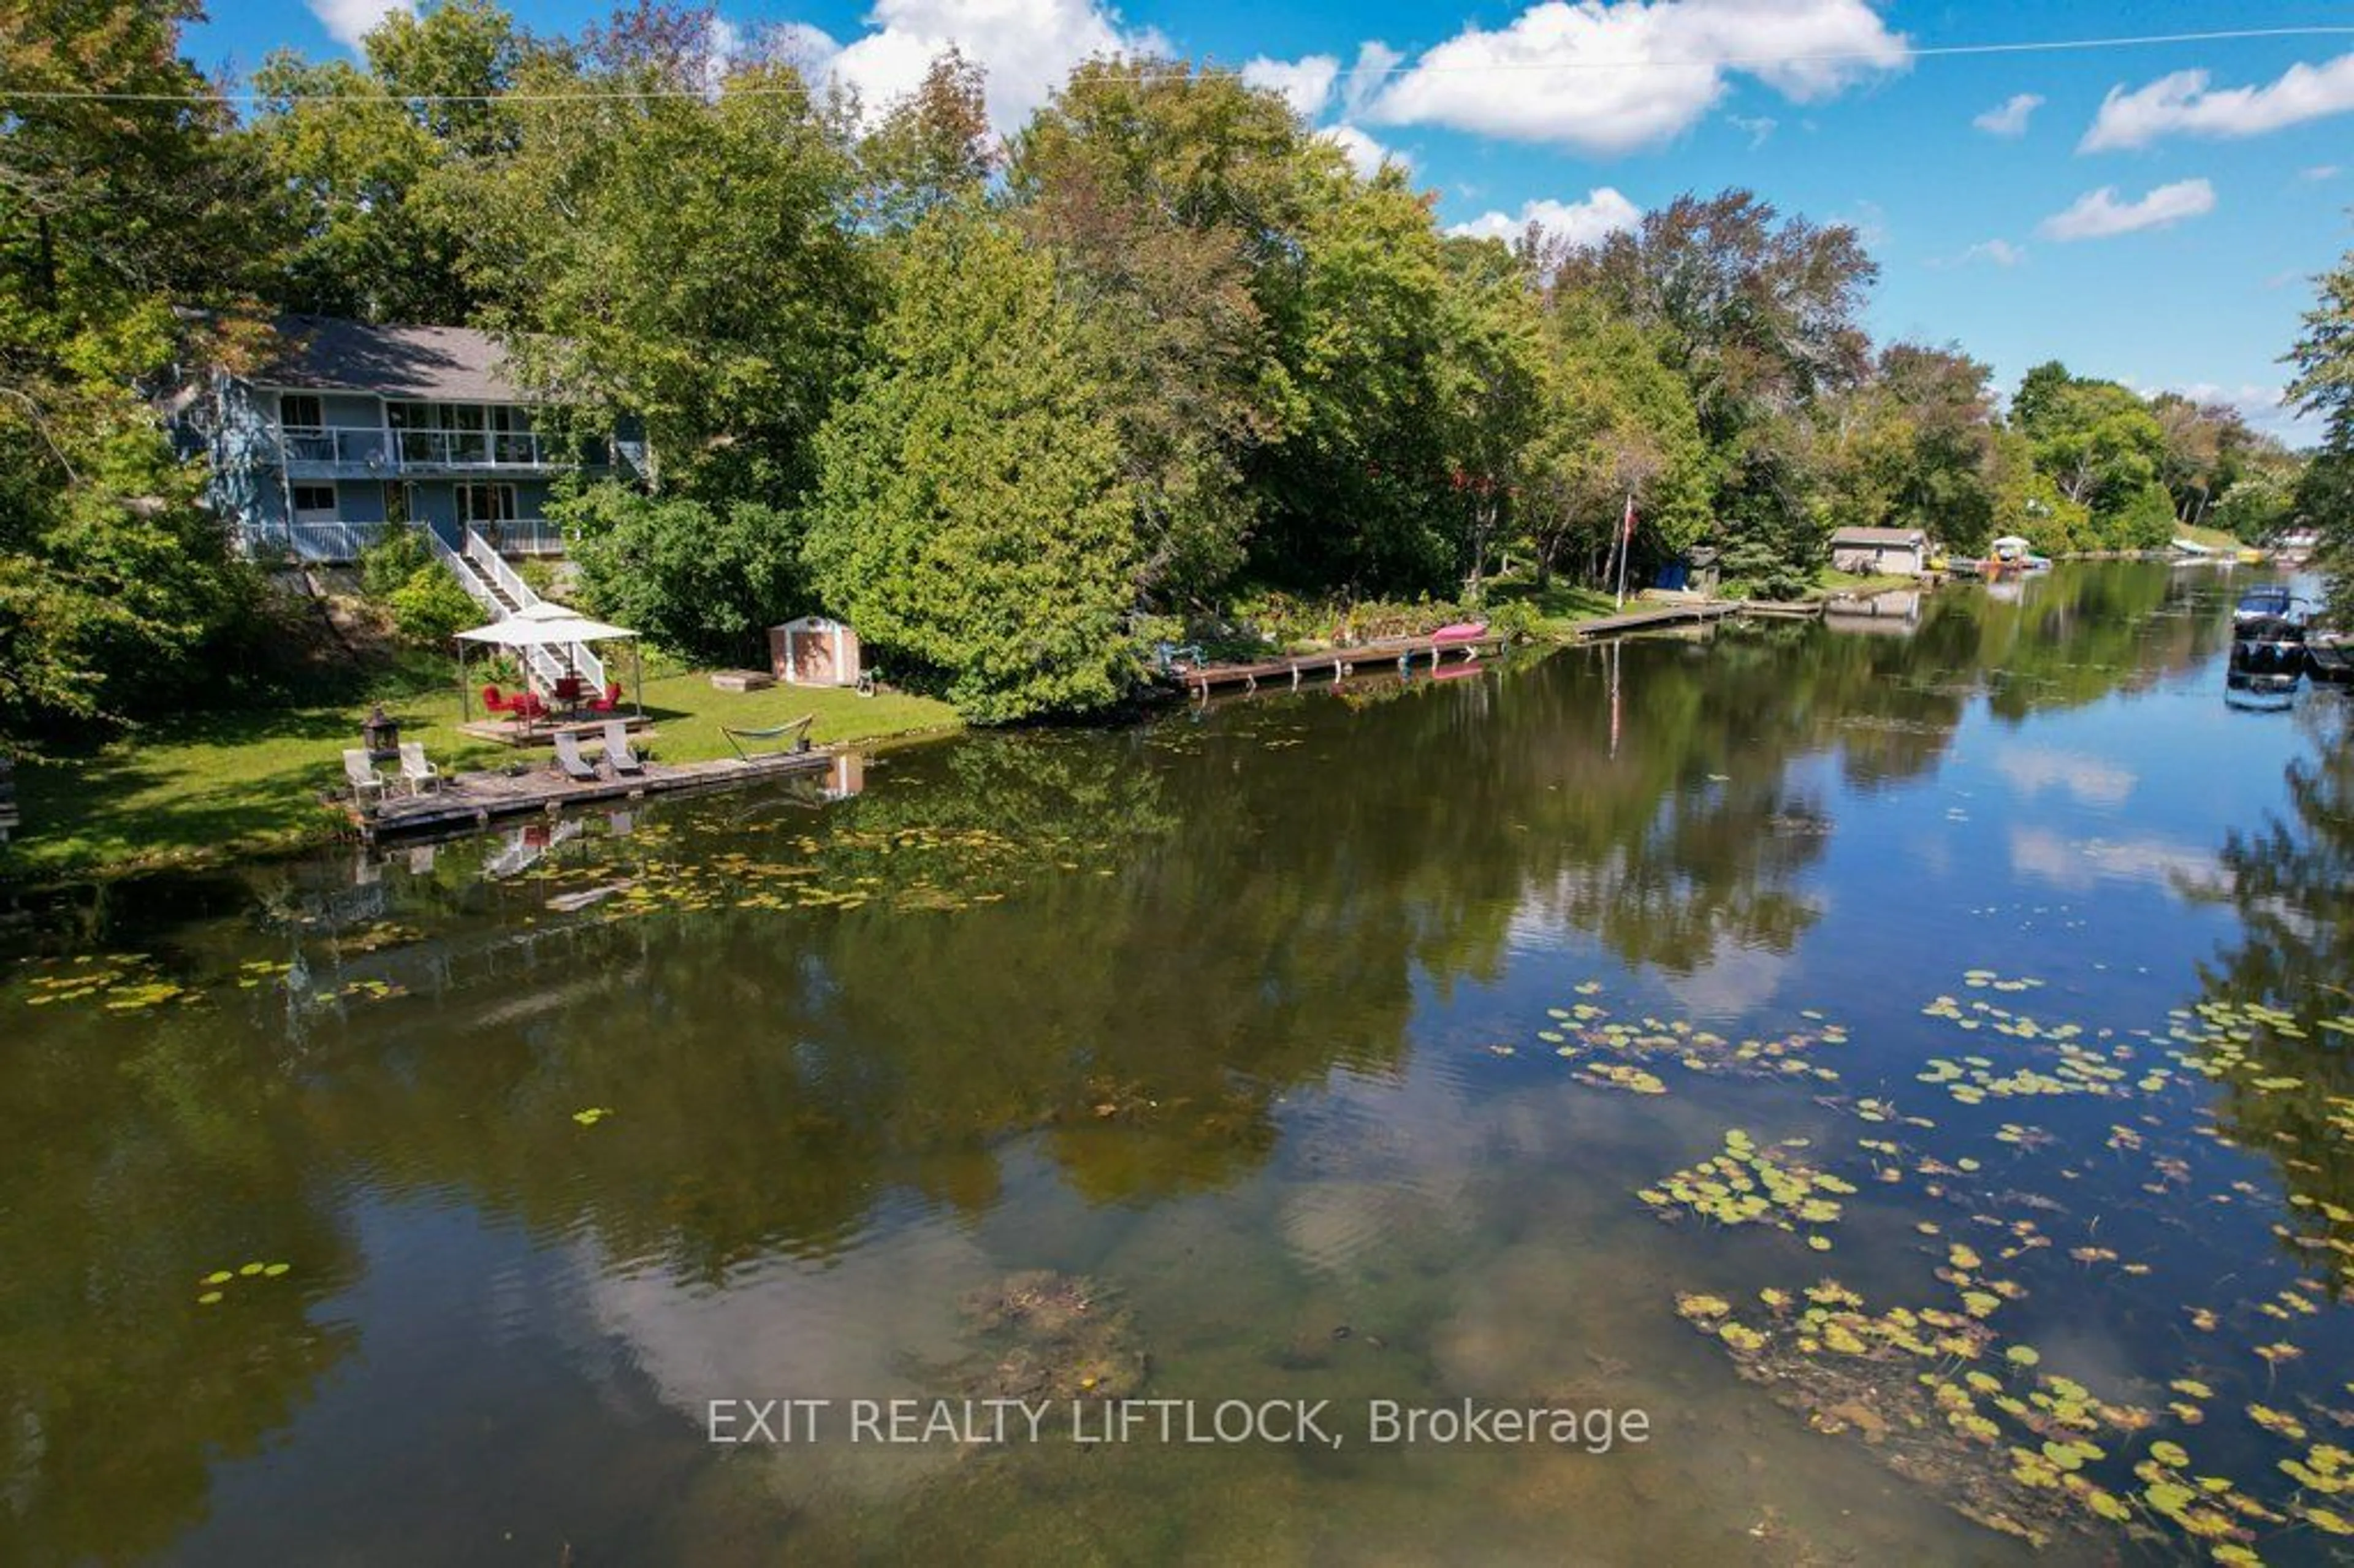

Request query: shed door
[{"left": 792, "top": 627, "right": 837, "bottom": 684}]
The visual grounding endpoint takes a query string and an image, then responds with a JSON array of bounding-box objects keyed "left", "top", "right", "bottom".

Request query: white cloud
[
  {"left": 758, "top": 20, "right": 841, "bottom": 73},
  {"left": 1343, "top": 40, "right": 1402, "bottom": 118},
  {"left": 823, "top": 0, "right": 1170, "bottom": 133},
  {"left": 1364, "top": 0, "right": 1908, "bottom": 154},
  {"left": 2302, "top": 164, "right": 2342, "bottom": 182},
  {"left": 1447, "top": 189, "right": 1642, "bottom": 246},
  {"left": 1992, "top": 745, "right": 2135, "bottom": 807},
  {"left": 308, "top": 0, "right": 410, "bottom": 50},
  {"left": 1971, "top": 91, "right": 2043, "bottom": 137},
  {"left": 1242, "top": 54, "right": 1339, "bottom": 118},
  {"left": 1319, "top": 123, "right": 1407, "bottom": 178},
  {"left": 2036, "top": 179, "right": 2215, "bottom": 242},
  {"left": 1729, "top": 113, "right": 1777, "bottom": 147},
  {"left": 1929, "top": 238, "right": 2026, "bottom": 270},
  {"left": 2081, "top": 53, "right": 2354, "bottom": 151}
]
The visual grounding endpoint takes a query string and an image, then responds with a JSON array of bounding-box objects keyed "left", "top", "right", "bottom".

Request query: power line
[{"left": 7, "top": 23, "right": 2353, "bottom": 104}]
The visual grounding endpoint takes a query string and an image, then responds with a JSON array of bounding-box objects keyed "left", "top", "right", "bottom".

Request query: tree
[
  {"left": 803, "top": 207, "right": 1140, "bottom": 722},
  {"left": 1249, "top": 161, "right": 1464, "bottom": 594},
  {"left": 856, "top": 47, "right": 995, "bottom": 235},
  {"left": 555, "top": 484, "right": 806, "bottom": 663},
  {"left": 2011, "top": 363, "right": 2169, "bottom": 543},
  {"left": 1554, "top": 191, "right": 1878, "bottom": 594},
  {"left": 1431, "top": 237, "right": 1547, "bottom": 600},
  {"left": 1013, "top": 61, "right": 1309, "bottom": 605},
  {"left": 1558, "top": 191, "right": 1877, "bottom": 445},
  {"left": 460, "top": 33, "right": 872, "bottom": 509},
  {"left": 1815, "top": 344, "right": 2002, "bottom": 555},
  {"left": 239, "top": 0, "right": 530, "bottom": 322},
  {"left": 1520, "top": 287, "right": 1708, "bottom": 585},
  {"left": 2285, "top": 246, "right": 2354, "bottom": 618},
  {"left": 0, "top": 0, "right": 267, "bottom": 745}
]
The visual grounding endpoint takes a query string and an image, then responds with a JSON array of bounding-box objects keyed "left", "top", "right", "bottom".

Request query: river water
[{"left": 7, "top": 563, "right": 2353, "bottom": 1566}]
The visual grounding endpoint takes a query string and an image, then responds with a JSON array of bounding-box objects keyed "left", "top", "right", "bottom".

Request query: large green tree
[
  {"left": 803, "top": 207, "right": 1140, "bottom": 722},
  {"left": 1555, "top": 190, "right": 1877, "bottom": 595},
  {"left": 240, "top": 0, "right": 529, "bottom": 323},
  {"left": 0, "top": 0, "right": 265, "bottom": 745},
  {"left": 1013, "top": 61, "right": 1309, "bottom": 605},
  {"left": 460, "top": 30, "right": 872, "bottom": 509},
  {"left": 2285, "top": 245, "right": 2354, "bottom": 618},
  {"left": 1816, "top": 344, "right": 2003, "bottom": 554},
  {"left": 1519, "top": 290, "right": 1710, "bottom": 585}
]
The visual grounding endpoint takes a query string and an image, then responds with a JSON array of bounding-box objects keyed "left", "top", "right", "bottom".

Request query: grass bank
[
  {"left": 2, "top": 674, "right": 959, "bottom": 884},
  {"left": 1815, "top": 567, "right": 1924, "bottom": 596}
]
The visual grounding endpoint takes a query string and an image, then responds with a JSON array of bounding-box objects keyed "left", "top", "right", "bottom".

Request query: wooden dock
[
  {"left": 1173, "top": 631, "right": 1508, "bottom": 697},
  {"left": 1572, "top": 601, "right": 1743, "bottom": 639},
  {"left": 351, "top": 748, "right": 835, "bottom": 842}
]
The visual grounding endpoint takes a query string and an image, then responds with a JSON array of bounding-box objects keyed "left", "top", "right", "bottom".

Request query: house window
[
  {"left": 291, "top": 484, "right": 338, "bottom": 522},
  {"left": 280, "top": 393, "right": 324, "bottom": 430},
  {"left": 457, "top": 483, "right": 517, "bottom": 525}
]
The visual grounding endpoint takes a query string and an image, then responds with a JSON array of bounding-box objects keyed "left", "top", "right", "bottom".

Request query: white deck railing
[
  {"left": 463, "top": 530, "right": 605, "bottom": 693},
  {"left": 280, "top": 426, "right": 576, "bottom": 472}
]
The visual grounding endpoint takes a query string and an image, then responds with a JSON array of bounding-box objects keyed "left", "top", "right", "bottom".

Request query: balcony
[
  {"left": 242, "top": 517, "right": 569, "bottom": 563},
  {"left": 279, "top": 425, "right": 598, "bottom": 479}
]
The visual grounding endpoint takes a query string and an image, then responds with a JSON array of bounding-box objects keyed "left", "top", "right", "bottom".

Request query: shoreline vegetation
[
  {"left": 0, "top": 578, "right": 1781, "bottom": 885},
  {"left": 0, "top": 541, "right": 2305, "bottom": 886},
  {"left": 0, "top": 558, "right": 2154, "bottom": 885}
]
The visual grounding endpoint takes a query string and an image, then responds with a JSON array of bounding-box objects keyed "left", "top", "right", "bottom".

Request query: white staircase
[{"left": 427, "top": 526, "right": 606, "bottom": 693}]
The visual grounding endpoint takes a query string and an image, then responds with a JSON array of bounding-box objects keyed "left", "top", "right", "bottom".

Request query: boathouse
[{"left": 1827, "top": 527, "right": 1930, "bottom": 577}]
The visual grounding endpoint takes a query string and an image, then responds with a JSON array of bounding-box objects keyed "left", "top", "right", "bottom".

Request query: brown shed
[{"left": 771, "top": 616, "right": 862, "bottom": 687}]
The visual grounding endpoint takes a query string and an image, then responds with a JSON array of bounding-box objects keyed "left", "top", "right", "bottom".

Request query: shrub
[
  {"left": 387, "top": 563, "right": 482, "bottom": 646},
  {"left": 359, "top": 527, "right": 431, "bottom": 601}
]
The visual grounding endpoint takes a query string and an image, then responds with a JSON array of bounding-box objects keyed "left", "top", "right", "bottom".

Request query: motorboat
[
  {"left": 2230, "top": 585, "right": 2307, "bottom": 678},
  {"left": 1986, "top": 536, "right": 2052, "bottom": 573}
]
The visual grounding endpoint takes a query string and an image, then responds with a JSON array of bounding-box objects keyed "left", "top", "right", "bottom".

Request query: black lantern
[{"left": 361, "top": 704, "right": 400, "bottom": 761}]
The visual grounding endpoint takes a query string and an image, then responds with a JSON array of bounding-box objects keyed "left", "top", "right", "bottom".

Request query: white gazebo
[{"left": 455, "top": 601, "right": 644, "bottom": 721}]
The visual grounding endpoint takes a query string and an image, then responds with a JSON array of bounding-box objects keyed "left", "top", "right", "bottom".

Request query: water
[{"left": 7, "top": 563, "right": 2353, "bottom": 1565}]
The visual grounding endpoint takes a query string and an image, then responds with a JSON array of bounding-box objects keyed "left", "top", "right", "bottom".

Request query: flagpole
[{"left": 1614, "top": 490, "right": 1634, "bottom": 609}]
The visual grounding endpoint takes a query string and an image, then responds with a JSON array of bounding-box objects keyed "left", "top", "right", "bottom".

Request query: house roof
[
  {"left": 256, "top": 315, "right": 528, "bottom": 402},
  {"left": 1828, "top": 527, "right": 1929, "bottom": 547}
]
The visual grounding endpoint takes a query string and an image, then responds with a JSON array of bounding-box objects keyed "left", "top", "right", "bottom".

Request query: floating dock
[
  {"left": 1171, "top": 631, "right": 1508, "bottom": 697},
  {"left": 349, "top": 748, "right": 836, "bottom": 842}
]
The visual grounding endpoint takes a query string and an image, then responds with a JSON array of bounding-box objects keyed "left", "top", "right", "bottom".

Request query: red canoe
[{"left": 1429, "top": 622, "right": 1489, "bottom": 643}]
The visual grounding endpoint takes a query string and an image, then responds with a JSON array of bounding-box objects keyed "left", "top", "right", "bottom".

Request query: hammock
[{"left": 723, "top": 714, "right": 815, "bottom": 761}]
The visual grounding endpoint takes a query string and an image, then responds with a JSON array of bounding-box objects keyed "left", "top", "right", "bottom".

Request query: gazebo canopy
[{"left": 456, "top": 600, "right": 637, "bottom": 647}]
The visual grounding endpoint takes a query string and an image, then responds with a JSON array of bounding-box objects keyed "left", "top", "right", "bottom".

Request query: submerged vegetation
[{"left": 1, "top": 569, "right": 2350, "bottom": 1558}]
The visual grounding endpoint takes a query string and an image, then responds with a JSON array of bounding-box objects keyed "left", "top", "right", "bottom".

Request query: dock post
[
  {"left": 1290, "top": 666, "right": 1301, "bottom": 689},
  {"left": 1246, "top": 674, "right": 1257, "bottom": 692}
]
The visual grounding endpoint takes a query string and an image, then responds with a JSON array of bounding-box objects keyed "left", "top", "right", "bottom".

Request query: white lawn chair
[
  {"left": 601, "top": 720, "right": 644, "bottom": 776},
  {"left": 398, "top": 742, "right": 443, "bottom": 796},
  {"left": 343, "top": 748, "right": 388, "bottom": 806}
]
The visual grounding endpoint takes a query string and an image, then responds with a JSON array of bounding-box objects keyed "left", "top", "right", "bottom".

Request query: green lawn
[
  {"left": 4, "top": 674, "right": 959, "bottom": 883},
  {"left": 2173, "top": 522, "right": 2244, "bottom": 554},
  {"left": 1486, "top": 576, "right": 1621, "bottom": 634},
  {"left": 1815, "top": 566, "right": 1925, "bottom": 596}
]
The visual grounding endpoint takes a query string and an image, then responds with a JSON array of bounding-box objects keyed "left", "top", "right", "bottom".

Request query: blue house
[{"left": 184, "top": 315, "right": 636, "bottom": 563}]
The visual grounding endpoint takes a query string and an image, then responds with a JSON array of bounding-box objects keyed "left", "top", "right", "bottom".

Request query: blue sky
[{"left": 185, "top": 1, "right": 2354, "bottom": 442}]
